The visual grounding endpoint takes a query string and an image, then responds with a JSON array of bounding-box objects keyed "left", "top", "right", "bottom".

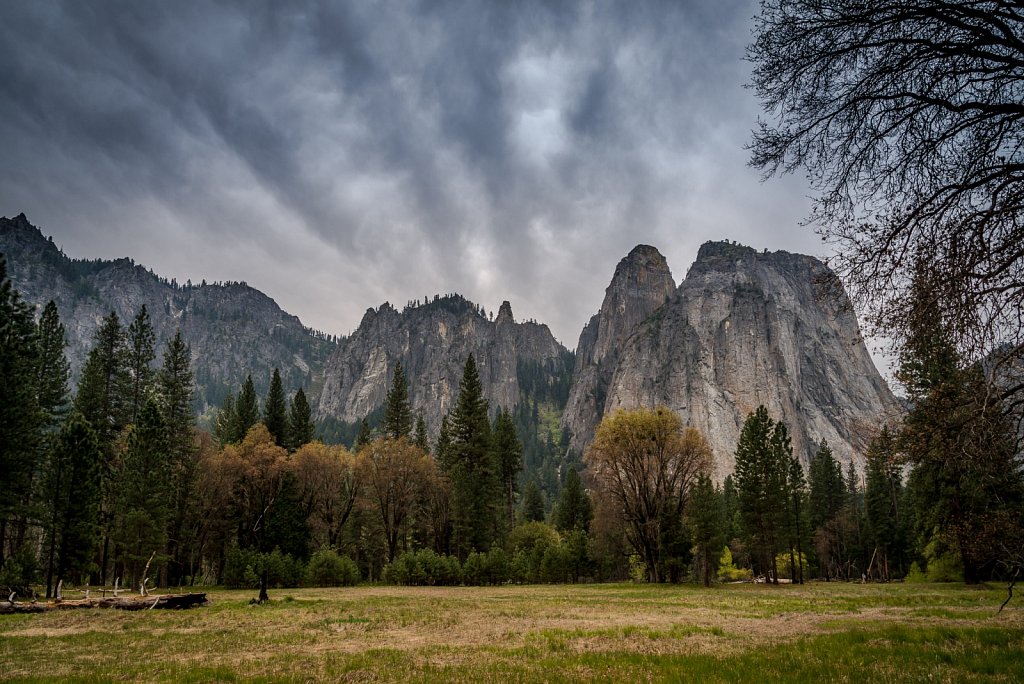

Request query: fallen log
[{"left": 0, "top": 593, "right": 209, "bottom": 614}]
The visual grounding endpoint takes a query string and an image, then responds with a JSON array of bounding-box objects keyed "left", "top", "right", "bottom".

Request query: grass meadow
[{"left": 2, "top": 582, "right": 1021, "bottom": 682}]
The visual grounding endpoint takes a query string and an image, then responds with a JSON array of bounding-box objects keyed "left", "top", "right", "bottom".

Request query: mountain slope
[
  {"left": 0, "top": 213, "right": 337, "bottom": 409},
  {"left": 316, "top": 295, "right": 574, "bottom": 438}
]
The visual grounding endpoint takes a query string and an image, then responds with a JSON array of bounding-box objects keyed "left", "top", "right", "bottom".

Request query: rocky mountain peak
[
  {"left": 496, "top": 300, "right": 514, "bottom": 325},
  {"left": 560, "top": 244, "right": 677, "bottom": 453}
]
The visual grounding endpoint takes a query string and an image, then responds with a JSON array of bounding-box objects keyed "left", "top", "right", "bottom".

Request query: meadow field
[{"left": 1, "top": 582, "right": 1021, "bottom": 682}]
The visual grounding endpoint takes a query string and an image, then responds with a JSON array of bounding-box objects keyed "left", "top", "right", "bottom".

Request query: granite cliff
[
  {"left": 564, "top": 241, "right": 900, "bottom": 479},
  {"left": 561, "top": 245, "right": 676, "bottom": 454},
  {"left": 316, "top": 295, "right": 573, "bottom": 436}
]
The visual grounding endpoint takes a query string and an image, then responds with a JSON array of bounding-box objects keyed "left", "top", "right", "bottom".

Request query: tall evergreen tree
[
  {"left": 74, "top": 311, "right": 129, "bottom": 584},
  {"left": 45, "top": 412, "right": 103, "bottom": 596},
  {"left": 808, "top": 440, "right": 845, "bottom": 533},
  {"left": 734, "top": 406, "right": 788, "bottom": 583},
  {"left": 0, "top": 257, "right": 42, "bottom": 567},
  {"left": 521, "top": 479, "right": 545, "bottom": 523},
  {"left": 74, "top": 311, "right": 128, "bottom": 454},
  {"left": 287, "top": 387, "right": 315, "bottom": 451},
  {"left": 35, "top": 301, "right": 70, "bottom": 429},
  {"left": 125, "top": 305, "right": 156, "bottom": 425},
  {"left": 446, "top": 354, "right": 497, "bottom": 556},
  {"left": 435, "top": 416, "right": 452, "bottom": 468},
  {"left": 686, "top": 473, "right": 725, "bottom": 587},
  {"left": 113, "top": 399, "right": 171, "bottom": 589},
  {"left": 553, "top": 467, "right": 592, "bottom": 533},
  {"left": 264, "top": 368, "right": 288, "bottom": 447},
  {"left": 492, "top": 407, "right": 523, "bottom": 530},
  {"left": 354, "top": 418, "right": 372, "bottom": 450},
  {"left": 897, "top": 271, "right": 1024, "bottom": 583},
  {"left": 864, "top": 427, "right": 905, "bottom": 581},
  {"left": 785, "top": 450, "right": 807, "bottom": 584},
  {"left": 413, "top": 415, "right": 429, "bottom": 453},
  {"left": 214, "top": 392, "right": 237, "bottom": 446},
  {"left": 234, "top": 375, "right": 260, "bottom": 440},
  {"left": 157, "top": 331, "right": 196, "bottom": 586},
  {"left": 382, "top": 360, "right": 413, "bottom": 439}
]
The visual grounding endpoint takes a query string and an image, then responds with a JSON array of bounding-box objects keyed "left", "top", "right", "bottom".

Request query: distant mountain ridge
[
  {"left": 316, "top": 295, "right": 574, "bottom": 438},
  {"left": 0, "top": 213, "right": 337, "bottom": 411},
  {"left": 3, "top": 212, "right": 898, "bottom": 479}
]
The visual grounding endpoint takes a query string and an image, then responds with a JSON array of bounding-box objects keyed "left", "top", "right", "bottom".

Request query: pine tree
[
  {"left": 413, "top": 415, "right": 429, "bottom": 453},
  {"left": 263, "top": 470, "right": 310, "bottom": 560},
  {"left": 785, "top": 452, "right": 807, "bottom": 584},
  {"left": 734, "top": 406, "right": 788, "bottom": 583},
  {"left": 382, "top": 360, "right": 413, "bottom": 439},
  {"left": 45, "top": 412, "right": 103, "bottom": 595},
  {"left": 435, "top": 416, "right": 452, "bottom": 468},
  {"left": 686, "top": 473, "right": 725, "bottom": 587},
  {"left": 125, "top": 305, "right": 156, "bottom": 425},
  {"left": 157, "top": 331, "right": 196, "bottom": 586},
  {"left": 521, "top": 479, "right": 545, "bottom": 523},
  {"left": 0, "top": 257, "right": 42, "bottom": 568},
  {"left": 263, "top": 368, "right": 288, "bottom": 447},
  {"left": 354, "top": 418, "right": 372, "bottom": 450},
  {"left": 897, "top": 273, "right": 1024, "bottom": 583},
  {"left": 214, "top": 392, "right": 237, "bottom": 446},
  {"left": 234, "top": 375, "right": 260, "bottom": 441},
  {"left": 113, "top": 399, "right": 171, "bottom": 589},
  {"left": 74, "top": 311, "right": 128, "bottom": 455},
  {"left": 287, "top": 387, "right": 315, "bottom": 450},
  {"left": 446, "top": 354, "right": 497, "bottom": 556},
  {"left": 865, "top": 427, "right": 905, "bottom": 581},
  {"left": 35, "top": 301, "right": 70, "bottom": 429},
  {"left": 492, "top": 407, "right": 523, "bottom": 530},
  {"left": 808, "top": 440, "right": 845, "bottom": 532},
  {"left": 553, "top": 467, "right": 592, "bottom": 533}
]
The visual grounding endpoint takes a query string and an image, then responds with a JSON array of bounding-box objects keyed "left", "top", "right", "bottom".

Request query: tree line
[{"left": 2, "top": 253, "right": 1021, "bottom": 595}]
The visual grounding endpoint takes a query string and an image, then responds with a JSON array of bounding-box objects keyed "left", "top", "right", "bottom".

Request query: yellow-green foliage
[{"left": 718, "top": 546, "right": 752, "bottom": 582}]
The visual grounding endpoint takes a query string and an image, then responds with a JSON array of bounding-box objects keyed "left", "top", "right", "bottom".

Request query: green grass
[{"left": 1, "top": 582, "right": 1020, "bottom": 682}]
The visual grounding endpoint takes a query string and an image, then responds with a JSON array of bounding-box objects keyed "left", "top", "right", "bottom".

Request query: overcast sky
[{"left": 1, "top": 2, "right": 888, "bottom": 372}]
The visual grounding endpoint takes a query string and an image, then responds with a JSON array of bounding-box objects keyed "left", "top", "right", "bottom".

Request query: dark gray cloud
[{"left": 1, "top": 1, "right": 878, "bottom": 370}]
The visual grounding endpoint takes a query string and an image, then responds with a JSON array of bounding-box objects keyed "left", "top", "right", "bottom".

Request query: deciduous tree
[{"left": 585, "top": 407, "right": 711, "bottom": 583}]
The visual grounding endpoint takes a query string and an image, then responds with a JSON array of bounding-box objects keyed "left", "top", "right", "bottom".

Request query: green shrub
[
  {"left": 718, "top": 546, "right": 753, "bottom": 582},
  {"left": 222, "top": 547, "right": 304, "bottom": 589},
  {"left": 383, "top": 550, "right": 461, "bottom": 586},
  {"left": 304, "top": 549, "right": 360, "bottom": 587}
]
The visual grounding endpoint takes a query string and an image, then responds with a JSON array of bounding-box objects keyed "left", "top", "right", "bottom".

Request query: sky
[{"left": 0, "top": 1, "right": 888, "bottom": 373}]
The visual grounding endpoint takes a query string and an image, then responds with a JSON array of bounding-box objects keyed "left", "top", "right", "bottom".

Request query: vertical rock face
[
  {"left": 567, "top": 241, "right": 901, "bottom": 480},
  {"left": 0, "top": 214, "right": 336, "bottom": 408},
  {"left": 315, "top": 295, "right": 573, "bottom": 434},
  {"left": 561, "top": 245, "right": 676, "bottom": 453}
]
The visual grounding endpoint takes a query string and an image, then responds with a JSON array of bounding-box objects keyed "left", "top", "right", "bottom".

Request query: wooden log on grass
[{"left": 0, "top": 593, "right": 210, "bottom": 614}]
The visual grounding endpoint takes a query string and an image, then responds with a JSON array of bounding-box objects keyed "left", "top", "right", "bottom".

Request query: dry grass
[{"left": 2, "top": 582, "right": 1021, "bottom": 682}]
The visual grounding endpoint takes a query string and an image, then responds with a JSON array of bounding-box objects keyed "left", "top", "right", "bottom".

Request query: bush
[
  {"left": 718, "top": 546, "right": 753, "bottom": 583},
  {"left": 304, "top": 549, "right": 360, "bottom": 587},
  {"left": 461, "top": 551, "right": 488, "bottom": 586},
  {"left": 383, "top": 550, "right": 461, "bottom": 586},
  {"left": 222, "top": 547, "right": 304, "bottom": 589}
]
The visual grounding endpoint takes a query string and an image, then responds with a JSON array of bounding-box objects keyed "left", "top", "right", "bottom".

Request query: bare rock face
[
  {"left": 570, "top": 241, "right": 901, "bottom": 480},
  {"left": 316, "top": 295, "right": 572, "bottom": 435},
  {"left": 0, "top": 213, "right": 336, "bottom": 408},
  {"left": 561, "top": 245, "right": 676, "bottom": 453}
]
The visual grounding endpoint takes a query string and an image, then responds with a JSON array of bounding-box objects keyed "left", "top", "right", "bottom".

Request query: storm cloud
[{"left": 0, "top": 1, "right": 832, "bottom": 358}]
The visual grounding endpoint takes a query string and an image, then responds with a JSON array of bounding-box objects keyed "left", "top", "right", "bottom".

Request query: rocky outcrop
[
  {"left": 561, "top": 244, "right": 676, "bottom": 453},
  {"left": 569, "top": 241, "right": 900, "bottom": 480},
  {"left": 316, "top": 295, "right": 573, "bottom": 434},
  {"left": 0, "top": 213, "right": 336, "bottom": 408}
]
